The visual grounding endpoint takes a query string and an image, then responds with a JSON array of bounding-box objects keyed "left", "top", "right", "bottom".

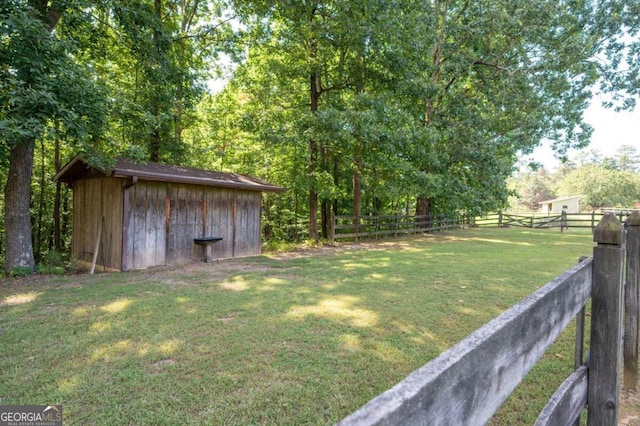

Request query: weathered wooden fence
[
  {"left": 268, "top": 210, "right": 636, "bottom": 242},
  {"left": 474, "top": 210, "right": 635, "bottom": 230},
  {"left": 332, "top": 214, "right": 465, "bottom": 241},
  {"left": 329, "top": 210, "right": 634, "bottom": 242},
  {"left": 337, "top": 212, "right": 640, "bottom": 425}
]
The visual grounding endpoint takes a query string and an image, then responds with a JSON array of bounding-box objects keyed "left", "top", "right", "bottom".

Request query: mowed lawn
[{"left": 0, "top": 227, "right": 595, "bottom": 425}]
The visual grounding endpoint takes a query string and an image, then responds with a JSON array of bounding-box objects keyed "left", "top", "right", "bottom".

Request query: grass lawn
[{"left": 1, "top": 227, "right": 596, "bottom": 425}]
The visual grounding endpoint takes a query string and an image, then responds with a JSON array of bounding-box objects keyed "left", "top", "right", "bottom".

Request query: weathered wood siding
[
  {"left": 205, "top": 188, "right": 234, "bottom": 259},
  {"left": 124, "top": 181, "right": 168, "bottom": 269},
  {"left": 72, "top": 178, "right": 124, "bottom": 271},
  {"left": 234, "top": 190, "right": 262, "bottom": 257},
  {"left": 165, "top": 183, "right": 203, "bottom": 264},
  {"left": 123, "top": 181, "right": 262, "bottom": 269}
]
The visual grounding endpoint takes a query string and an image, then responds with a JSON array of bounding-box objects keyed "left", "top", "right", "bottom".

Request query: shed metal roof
[{"left": 53, "top": 154, "right": 286, "bottom": 193}]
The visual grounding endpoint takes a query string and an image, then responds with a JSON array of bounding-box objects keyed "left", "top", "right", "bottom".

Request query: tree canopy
[{"left": 1, "top": 0, "right": 640, "bottom": 273}]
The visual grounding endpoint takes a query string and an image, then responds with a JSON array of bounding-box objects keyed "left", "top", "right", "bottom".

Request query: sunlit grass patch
[{"left": 1, "top": 291, "right": 41, "bottom": 306}]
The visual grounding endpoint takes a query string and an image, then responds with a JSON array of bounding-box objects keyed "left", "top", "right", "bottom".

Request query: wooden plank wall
[
  {"left": 72, "top": 178, "right": 124, "bottom": 271},
  {"left": 205, "top": 188, "right": 234, "bottom": 259},
  {"left": 235, "top": 190, "right": 261, "bottom": 257},
  {"left": 125, "top": 181, "right": 167, "bottom": 269},
  {"left": 124, "top": 182, "right": 263, "bottom": 269},
  {"left": 165, "top": 183, "right": 205, "bottom": 264}
]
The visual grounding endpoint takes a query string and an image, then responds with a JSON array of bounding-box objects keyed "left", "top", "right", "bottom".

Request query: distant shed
[
  {"left": 539, "top": 195, "right": 581, "bottom": 214},
  {"left": 54, "top": 154, "right": 285, "bottom": 271}
]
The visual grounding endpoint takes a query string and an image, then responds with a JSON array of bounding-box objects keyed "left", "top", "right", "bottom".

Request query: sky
[{"left": 527, "top": 97, "right": 640, "bottom": 171}]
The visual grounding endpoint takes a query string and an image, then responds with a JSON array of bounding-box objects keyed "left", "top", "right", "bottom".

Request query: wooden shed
[{"left": 54, "top": 154, "right": 285, "bottom": 271}]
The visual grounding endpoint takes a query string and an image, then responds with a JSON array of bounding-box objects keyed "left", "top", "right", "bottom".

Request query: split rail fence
[
  {"left": 337, "top": 212, "right": 640, "bottom": 425},
  {"left": 474, "top": 210, "right": 636, "bottom": 230},
  {"left": 332, "top": 214, "right": 464, "bottom": 241},
  {"left": 329, "top": 211, "right": 636, "bottom": 242}
]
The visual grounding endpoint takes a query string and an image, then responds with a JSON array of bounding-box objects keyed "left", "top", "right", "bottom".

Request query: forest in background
[{"left": 2, "top": 0, "right": 640, "bottom": 274}]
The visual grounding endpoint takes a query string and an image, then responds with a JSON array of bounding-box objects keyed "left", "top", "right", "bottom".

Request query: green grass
[{"left": 0, "top": 227, "right": 595, "bottom": 425}]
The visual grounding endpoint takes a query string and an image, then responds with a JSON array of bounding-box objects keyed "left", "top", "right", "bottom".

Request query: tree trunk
[
  {"left": 308, "top": 68, "right": 321, "bottom": 241},
  {"left": 416, "top": 1, "right": 448, "bottom": 219},
  {"left": 309, "top": 137, "right": 319, "bottom": 240},
  {"left": 320, "top": 143, "right": 333, "bottom": 239},
  {"left": 53, "top": 122, "right": 62, "bottom": 252},
  {"left": 415, "top": 196, "right": 432, "bottom": 229},
  {"left": 149, "top": 0, "right": 164, "bottom": 163},
  {"left": 333, "top": 154, "right": 339, "bottom": 219},
  {"left": 36, "top": 139, "right": 46, "bottom": 262},
  {"left": 61, "top": 188, "right": 70, "bottom": 249},
  {"left": 4, "top": 142, "right": 37, "bottom": 273},
  {"left": 263, "top": 198, "right": 272, "bottom": 239},
  {"left": 353, "top": 158, "right": 362, "bottom": 221},
  {"left": 150, "top": 129, "right": 161, "bottom": 162},
  {"left": 321, "top": 199, "right": 329, "bottom": 239},
  {"left": 4, "top": 1, "right": 61, "bottom": 274}
]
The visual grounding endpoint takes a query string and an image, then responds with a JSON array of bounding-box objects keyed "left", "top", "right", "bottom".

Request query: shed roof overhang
[
  {"left": 53, "top": 154, "right": 286, "bottom": 193},
  {"left": 538, "top": 195, "right": 582, "bottom": 204}
]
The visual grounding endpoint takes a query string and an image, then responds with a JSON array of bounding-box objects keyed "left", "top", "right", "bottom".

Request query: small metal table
[{"left": 193, "top": 237, "right": 223, "bottom": 263}]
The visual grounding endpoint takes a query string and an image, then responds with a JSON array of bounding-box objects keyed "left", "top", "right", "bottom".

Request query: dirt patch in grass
[{"left": 620, "top": 389, "right": 640, "bottom": 425}]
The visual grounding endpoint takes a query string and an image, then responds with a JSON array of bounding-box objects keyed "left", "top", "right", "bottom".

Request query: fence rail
[
  {"left": 474, "top": 211, "right": 635, "bottom": 229},
  {"left": 329, "top": 211, "right": 635, "bottom": 243},
  {"left": 332, "top": 214, "right": 464, "bottom": 241},
  {"left": 337, "top": 212, "right": 640, "bottom": 425},
  {"left": 269, "top": 211, "right": 636, "bottom": 243}
]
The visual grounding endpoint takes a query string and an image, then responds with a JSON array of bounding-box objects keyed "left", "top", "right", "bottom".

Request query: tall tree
[
  {"left": 509, "top": 169, "right": 556, "bottom": 211},
  {"left": 388, "top": 0, "right": 603, "bottom": 218},
  {"left": 110, "top": 0, "right": 234, "bottom": 163},
  {"left": 233, "top": 0, "right": 426, "bottom": 238},
  {"left": 1, "top": 0, "right": 106, "bottom": 273},
  {"left": 616, "top": 144, "right": 640, "bottom": 172},
  {"left": 221, "top": 0, "right": 640, "bottom": 239},
  {"left": 233, "top": 1, "right": 353, "bottom": 239}
]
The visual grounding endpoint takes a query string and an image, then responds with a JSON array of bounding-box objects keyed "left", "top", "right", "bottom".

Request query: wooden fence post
[
  {"left": 624, "top": 211, "right": 640, "bottom": 390},
  {"left": 574, "top": 256, "right": 589, "bottom": 370},
  {"left": 355, "top": 216, "right": 360, "bottom": 242},
  {"left": 330, "top": 210, "right": 335, "bottom": 243},
  {"left": 588, "top": 214, "right": 625, "bottom": 425}
]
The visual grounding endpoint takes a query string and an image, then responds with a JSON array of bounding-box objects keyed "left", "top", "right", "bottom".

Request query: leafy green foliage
[
  {"left": 509, "top": 169, "right": 557, "bottom": 211},
  {"left": 106, "top": 0, "right": 235, "bottom": 163},
  {"left": 0, "top": 1, "right": 107, "bottom": 147},
  {"left": 1, "top": 0, "right": 108, "bottom": 272},
  {"left": 2, "top": 0, "right": 640, "bottom": 263},
  {"left": 220, "top": 0, "right": 636, "bottom": 235},
  {"left": 557, "top": 164, "right": 640, "bottom": 208}
]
